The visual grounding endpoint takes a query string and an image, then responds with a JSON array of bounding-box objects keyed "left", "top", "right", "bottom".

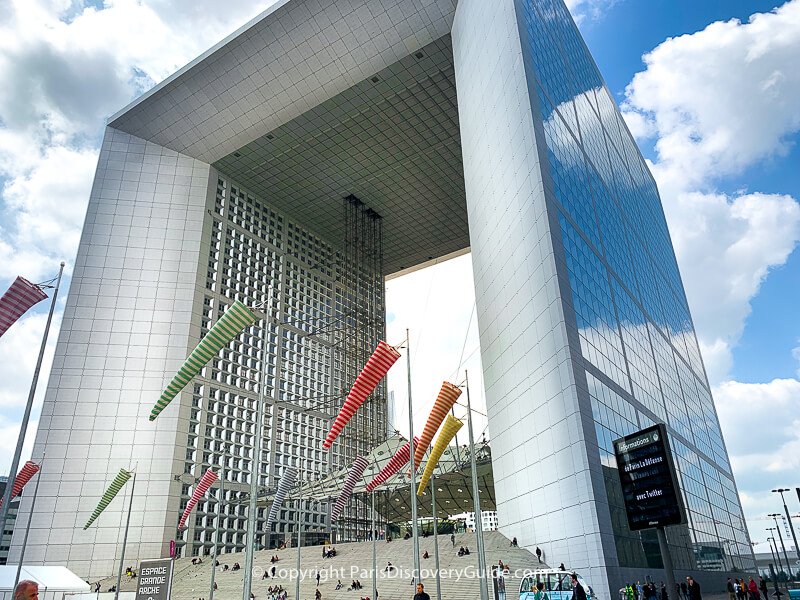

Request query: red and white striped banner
[
  {"left": 331, "top": 456, "right": 369, "bottom": 521},
  {"left": 178, "top": 468, "right": 218, "bottom": 529},
  {"left": 366, "top": 437, "right": 419, "bottom": 493},
  {"left": 0, "top": 277, "right": 47, "bottom": 338},
  {"left": 0, "top": 461, "right": 40, "bottom": 509},
  {"left": 413, "top": 381, "right": 462, "bottom": 470},
  {"left": 323, "top": 340, "right": 401, "bottom": 449}
]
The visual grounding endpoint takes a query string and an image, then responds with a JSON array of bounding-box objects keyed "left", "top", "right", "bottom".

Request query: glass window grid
[{"left": 518, "top": 0, "right": 755, "bottom": 573}]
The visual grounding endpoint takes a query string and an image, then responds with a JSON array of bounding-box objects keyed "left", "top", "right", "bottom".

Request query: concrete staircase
[{"left": 96, "top": 531, "right": 547, "bottom": 600}]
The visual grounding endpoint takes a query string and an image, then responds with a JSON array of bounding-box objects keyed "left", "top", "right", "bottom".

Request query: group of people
[
  {"left": 728, "top": 576, "right": 769, "bottom": 600},
  {"left": 124, "top": 566, "right": 137, "bottom": 578},
  {"left": 621, "top": 580, "right": 669, "bottom": 600},
  {"left": 621, "top": 576, "right": 704, "bottom": 600},
  {"left": 457, "top": 545, "right": 472, "bottom": 556},
  {"left": 264, "top": 585, "right": 287, "bottom": 600},
  {"left": 321, "top": 545, "right": 337, "bottom": 558},
  {"left": 190, "top": 557, "right": 203, "bottom": 565}
]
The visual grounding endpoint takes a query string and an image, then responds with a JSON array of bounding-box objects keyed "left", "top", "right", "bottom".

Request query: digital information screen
[{"left": 613, "top": 423, "right": 685, "bottom": 531}]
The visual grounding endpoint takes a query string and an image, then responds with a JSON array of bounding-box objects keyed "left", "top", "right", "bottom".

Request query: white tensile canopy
[{"left": 0, "top": 565, "right": 90, "bottom": 600}]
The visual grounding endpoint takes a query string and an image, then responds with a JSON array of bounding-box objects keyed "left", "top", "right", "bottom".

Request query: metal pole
[
  {"left": 209, "top": 453, "right": 226, "bottom": 600},
  {"left": 464, "top": 370, "right": 489, "bottom": 600},
  {"left": 372, "top": 491, "right": 377, "bottom": 600},
  {"left": 244, "top": 293, "right": 273, "bottom": 600},
  {"left": 115, "top": 471, "right": 137, "bottom": 600},
  {"left": 766, "top": 538, "right": 780, "bottom": 587},
  {"left": 295, "top": 478, "right": 303, "bottom": 600},
  {"left": 656, "top": 528, "right": 677, "bottom": 600},
  {"left": 771, "top": 515, "right": 792, "bottom": 578},
  {"left": 777, "top": 490, "right": 800, "bottom": 565},
  {"left": 769, "top": 531, "right": 785, "bottom": 578},
  {"left": 13, "top": 457, "right": 43, "bottom": 592},
  {"left": 431, "top": 478, "right": 442, "bottom": 600},
  {"left": 451, "top": 407, "right": 462, "bottom": 466},
  {"left": 0, "top": 262, "right": 65, "bottom": 535},
  {"left": 406, "top": 329, "right": 421, "bottom": 583}
]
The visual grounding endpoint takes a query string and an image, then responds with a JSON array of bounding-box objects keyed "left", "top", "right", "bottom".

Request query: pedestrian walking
[
  {"left": 536, "top": 547, "right": 542, "bottom": 563},
  {"left": 414, "top": 582, "right": 431, "bottom": 600},
  {"left": 686, "top": 577, "right": 701, "bottom": 600},
  {"left": 571, "top": 574, "right": 587, "bottom": 600}
]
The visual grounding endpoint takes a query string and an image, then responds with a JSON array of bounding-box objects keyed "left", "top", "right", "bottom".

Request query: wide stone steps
[{"left": 96, "top": 531, "right": 547, "bottom": 600}]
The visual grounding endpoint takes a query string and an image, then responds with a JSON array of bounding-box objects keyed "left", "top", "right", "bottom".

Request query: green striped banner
[
  {"left": 83, "top": 469, "right": 132, "bottom": 529},
  {"left": 150, "top": 300, "right": 257, "bottom": 421}
]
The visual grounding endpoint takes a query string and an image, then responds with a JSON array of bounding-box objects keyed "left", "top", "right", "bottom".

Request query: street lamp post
[
  {"left": 766, "top": 537, "right": 779, "bottom": 575},
  {"left": 767, "top": 528, "right": 786, "bottom": 580},
  {"left": 769, "top": 514, "right": 794, "bottom": 580},
  {"left": 773, "top": 489, "right": 800, "bottom": 567}
]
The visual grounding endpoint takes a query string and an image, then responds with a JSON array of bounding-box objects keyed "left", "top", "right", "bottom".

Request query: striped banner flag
[
  {"left": 365, "top": 437, "right": 419, "bottom": 493},
  {"left": 323, "top": 340, "right": 401, "bottom": 449},
  {"left": 330, "top": 456, "right": 369, "bottom": 521},
  {"left": 0, "top": 277, "right": 47, "bottom": 338},
  {"left": 150, "top": 300, "right": 257, "bottom": 420},
  {"left": 413, "top": 381, "right": 462, "bottom": 470},
  {"left": 83, "top": 469, "right": 132, "bottom": 529},
  {"left": 0, "top": 461, "right": 40, "bottom": 509},
  {"left": 266, "top": 467, "right": 297, "bottom": 529},
  {"left": 178, "top": 468, "right": 218, "bottom": 529},
  {"left": 417, "top": 415, "right": 463, "bottom": 495}
]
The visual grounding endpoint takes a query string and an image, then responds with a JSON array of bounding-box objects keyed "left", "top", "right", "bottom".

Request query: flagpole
[
  {"left": 0, "top": 262, "right": 65, "bottom": 535},
  {"left": 405, "top": 328, "right": 421, "bottom": 584},
  {"left": 430, "top": 478, "right": 442, "bottom": 600},
  {"left": 464, "top": 370, "right": 488, "bottom": 600},
  {"left": 13, "top": 456, "right": 44, "bottom": 592},
  {"left": 114, "top": 470, "right": 137, "bottom": 600},
  {"left": 209, "top": 453, "right": 226, "bottom": 600},
  {"left": 243, "top": 287, "right": 273, "bottom": 600},
  {"left": 371, "top": 491, "right": 377, "bottom": 600},
  {"left": 295, "top": 475, "right": 303, "bottom": 600}
]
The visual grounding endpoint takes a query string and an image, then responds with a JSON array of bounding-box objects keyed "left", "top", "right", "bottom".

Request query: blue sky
[{"left": 0, "top": 0, "right": 798, "bottom": 557}]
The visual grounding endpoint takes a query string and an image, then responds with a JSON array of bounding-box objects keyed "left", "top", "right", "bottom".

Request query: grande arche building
[{"left": 10, "top": 0, "right": 755, "bottom": 597}]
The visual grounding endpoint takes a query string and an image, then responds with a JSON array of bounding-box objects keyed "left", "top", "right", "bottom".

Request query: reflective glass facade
[{"left": 516, "top": 0, "right": 755, "bottom": 575}]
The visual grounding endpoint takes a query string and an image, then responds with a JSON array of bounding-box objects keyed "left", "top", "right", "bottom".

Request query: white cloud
[
  {"left": 385, "top": 254, "right": 488, "bottom": 443},
  {"left": 621, "top": 0, "right": 800, "bottom": 382},
  {"left": 565, "top": 0, "right": 620, "bottom": 25},
  {"left": 0, "top": 310, "right": 61, "bottom": 408},
  {"left": 0, "top": 0, "right": 274, "bottom": 281},
  {"left": 0, "top": 416, "right": 40, "bottom": 477},
  {"left": 714, "top": 377, "right": 800, "bottom": 547},
  {"left": 664, "top": 191, "right": 800, "bottom": 382}
]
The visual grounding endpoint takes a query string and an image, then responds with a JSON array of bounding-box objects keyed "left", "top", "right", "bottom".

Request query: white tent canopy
[{"left": 0, "top": 566, "right": 90, "bottom": 600}]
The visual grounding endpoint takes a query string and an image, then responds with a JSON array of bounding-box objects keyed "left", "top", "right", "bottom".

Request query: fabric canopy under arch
[
  {"left": 178, "top": 468, "right": 218, "bottom": 529},
  {"left": 0, "top": 461, "right": 40, "bottom": 509},
  {"left": 323, "top": 340, "right": 401, "bottom": 449},
  {"left": 366, "top": 437, "right": 418, "bottom": 493},
  {"left": 83, "top": 469, "right": 132, "bottom": 529},
  {"left": 0, "top": 277, "right": 47, "bottom": 339},
  {"left": 150, "top": 300, "right": 257, "bottom": 420},
  {"left": 413, "top": 381, "right": 461, "bottom": 470},
  {"left": 266, "top": 467, "right": 297, "bottom": 529},
  {"left": 417, "top": 414, "right": 463, "bottom": 494},
  {"left": 330, "top": 456, "right": 369, "bottom": 521}
]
